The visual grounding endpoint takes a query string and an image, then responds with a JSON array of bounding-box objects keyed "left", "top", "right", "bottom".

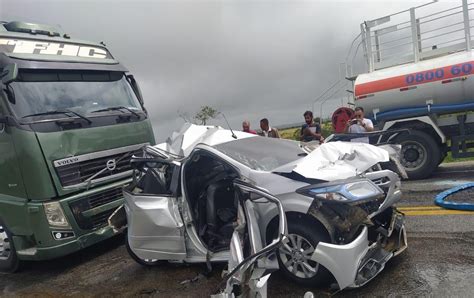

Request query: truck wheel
[
  {"left": 395, "top": 131, "right": 441, "bottom": 180},
  {"left": 276, "top": 221, "right": 331, "bottom": 287},
  {"left": 438, "top": 146, "right": 448, "bottom": 166},
  {"left": 0, "top": 220, "right": 20, "bottom": 273},
  {"left": 125, "top": 234, "right": 161, "bottom": 267}
]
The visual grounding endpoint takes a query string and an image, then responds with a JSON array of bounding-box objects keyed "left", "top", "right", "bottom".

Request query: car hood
[
  {"left": 290, "top": 141, "right": 389, "bottom": 181},
  {"left": 154, "top": 123, "right": 256, "bottom": 157}
]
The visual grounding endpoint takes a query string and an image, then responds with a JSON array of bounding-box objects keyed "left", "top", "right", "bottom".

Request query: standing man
[
  {"left": 300, "top": 111, "right": 324, "bottom": 142},
  {"left": 242, "top": 120, "right": 257, "bottom": 134},
  {"left": 344, "top": 107, "right": 374, "bottom": 143},
  {"left": 258, "top": 118, "right": 280, "bottom": 138}
]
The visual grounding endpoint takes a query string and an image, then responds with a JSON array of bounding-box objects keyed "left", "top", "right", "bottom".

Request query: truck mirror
[
  {"left": 1, "top": 63, "right": 18, "bottom": 85},
  {"left": 126, "top": 74, "right": 144, "bottom": 105}
]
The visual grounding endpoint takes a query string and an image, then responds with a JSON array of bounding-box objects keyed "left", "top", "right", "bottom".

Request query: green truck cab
[{"left": 0, "top": 21, "right": 155, "bottom": 272}]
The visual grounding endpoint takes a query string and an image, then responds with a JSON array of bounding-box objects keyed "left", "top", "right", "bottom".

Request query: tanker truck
[
  {"left": 344, "top": 0, "right": 474, "bottom": 179},
  {"left": 0, "top": 21, "right": 155, "bottom": 272}
]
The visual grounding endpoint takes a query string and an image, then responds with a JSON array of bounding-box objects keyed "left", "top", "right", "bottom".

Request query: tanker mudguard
[{"left": 381, "top": 116, "right": 446, "bottom": 144}]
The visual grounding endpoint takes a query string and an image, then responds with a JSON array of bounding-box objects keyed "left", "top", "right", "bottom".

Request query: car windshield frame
[
  {"left": 6, "top": 70, "right": 143, "bottom": 122},
  {"left": 213, "top": 137, "right": 306, "bottom": 171}
]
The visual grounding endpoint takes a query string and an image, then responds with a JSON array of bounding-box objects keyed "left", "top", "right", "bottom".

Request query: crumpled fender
[{"left": 310, "top": 226, "right": 369, "bottom": 290}]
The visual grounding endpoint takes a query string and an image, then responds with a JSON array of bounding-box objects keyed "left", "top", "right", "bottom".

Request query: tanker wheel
[
  {"left": 395, "top": 131, "right": 440, "bottom": 180},
  {"left": 437, "top": 145, "right": 448, "bottom": 166}
]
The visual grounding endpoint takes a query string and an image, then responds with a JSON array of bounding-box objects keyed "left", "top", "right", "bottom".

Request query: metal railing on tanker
[{"left": 357, "top": 0, "right": 474, "bottom": 74}]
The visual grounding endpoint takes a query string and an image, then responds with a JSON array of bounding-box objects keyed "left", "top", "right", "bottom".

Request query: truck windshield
[{"left": 7, "top": 71, "right": 143, "bottom": 121}]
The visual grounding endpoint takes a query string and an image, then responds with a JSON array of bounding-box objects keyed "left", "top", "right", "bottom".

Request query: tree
[{"left": 193, "top": 105, "right": 219, "bottom": 125}]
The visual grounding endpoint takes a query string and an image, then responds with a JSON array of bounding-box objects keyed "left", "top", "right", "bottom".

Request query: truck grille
[
  {"left": 55, "top": 149, "right": 142, "bottom": 187},
  {"left": 69, "top": 187, "right": 123, "bottom": 230}
]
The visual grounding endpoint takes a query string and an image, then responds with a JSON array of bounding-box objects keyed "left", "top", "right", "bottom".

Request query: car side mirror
[
  {"left": 126, "top": 74, "right": 144, "bottom": 106},
  {"left": 1, "top": 63, "right": 18, "bottom": 85}
]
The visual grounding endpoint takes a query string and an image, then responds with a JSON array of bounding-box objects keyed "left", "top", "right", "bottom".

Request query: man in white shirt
[{"left": 344, "top": 107, "right": 374, "bottom": 143}]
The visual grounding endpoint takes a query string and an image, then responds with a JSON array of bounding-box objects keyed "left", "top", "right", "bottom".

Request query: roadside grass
[
  {"left": 442, "top": 152, "right": 474, "bottom": 164},
  {"left": 280, "top": 125, "right": 474, "bottom": 164}
]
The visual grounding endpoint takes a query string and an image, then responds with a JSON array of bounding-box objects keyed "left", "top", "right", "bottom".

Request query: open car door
[
  {"left": 123, "top": 146, "right": 187, "bottom": 261},
  {"left": 213, "top": 179, "right": 287, "bottom": 298}
]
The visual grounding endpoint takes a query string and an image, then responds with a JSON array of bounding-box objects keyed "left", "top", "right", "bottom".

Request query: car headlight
[
  {"left": 43, "top": 201, "right": 71, "bottom": 228},
  {"left": 297, "top": 179, "right": 384, "bottom": 204}
]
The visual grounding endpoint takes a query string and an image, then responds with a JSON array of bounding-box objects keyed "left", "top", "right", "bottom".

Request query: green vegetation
[{"left": 442, "top": 151, "right": 474, "bottom": 163}]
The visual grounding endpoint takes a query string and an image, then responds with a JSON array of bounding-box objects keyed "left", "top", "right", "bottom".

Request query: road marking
[
  {"left": 397, "top": 205, "right": 474, "bottom": 216},
  {"left": 398, "top": 206, "right": 444, "bottom": 210},
  {"left": 403, "top": 210, "right": 474, "bottom": 216}
]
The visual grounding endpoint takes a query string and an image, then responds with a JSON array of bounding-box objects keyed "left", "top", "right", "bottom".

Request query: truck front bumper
[
  {"left": 15, "top": 224, "right": 120, "bottom": 261},
  {"left": 311, "top": 210, "right": 407, "bottom": 290}
]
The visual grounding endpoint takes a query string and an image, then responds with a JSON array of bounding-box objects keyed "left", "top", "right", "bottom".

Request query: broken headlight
[
  {"left": 296, "top": 179, "right": 384, "bottom": 204},
  {"left": 43, "top": 201, "right": 71, "bottom": 228}
]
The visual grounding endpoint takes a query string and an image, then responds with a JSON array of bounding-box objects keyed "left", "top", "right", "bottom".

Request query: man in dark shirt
[
  {"left": 258, "top": 118, "right": 280, "bottom": 138},
  {"left": 300, "top": 111, "right": 324, "bottom": 142}
]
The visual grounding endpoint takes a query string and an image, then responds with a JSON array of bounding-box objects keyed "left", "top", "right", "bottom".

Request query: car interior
[
  {"left": 133, "top": 162, "right": 176, "bottom": 195},
  {"left": 183, "top": 151, "right": 240, "bottom": 252}
]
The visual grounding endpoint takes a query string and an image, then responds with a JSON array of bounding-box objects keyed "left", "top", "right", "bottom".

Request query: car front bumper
[{"left": 310, "top": 209, "right": 407, "bottom": 290}]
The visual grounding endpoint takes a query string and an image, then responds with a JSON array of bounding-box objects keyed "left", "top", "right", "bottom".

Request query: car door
[
  {"left": 124, "top": 147, "right": 187, "bottom": 261},
  {"left": 214, "top": 179, "right": 287, "bottom": 297}
]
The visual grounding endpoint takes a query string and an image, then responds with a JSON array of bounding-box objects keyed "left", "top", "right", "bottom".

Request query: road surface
[{"left": 1, "top": 161, "right": 474, "bottom": 297}]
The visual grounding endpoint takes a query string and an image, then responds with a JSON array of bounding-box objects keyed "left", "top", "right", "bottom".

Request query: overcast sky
[{"left": 1, "top": 0, "right": 435, "bottom": 140}]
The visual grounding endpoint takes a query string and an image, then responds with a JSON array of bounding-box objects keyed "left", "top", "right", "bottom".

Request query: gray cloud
[{"left": 1, "top": 0, "right": 431, "bottom": 140}]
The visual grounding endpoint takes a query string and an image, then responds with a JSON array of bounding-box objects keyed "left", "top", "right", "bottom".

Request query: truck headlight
[
  {"left": 43, "top": 201, "right": 71, "bottom": 228},
  {"left": 297, "top": 179, "right": 384, "bottom": 204}
]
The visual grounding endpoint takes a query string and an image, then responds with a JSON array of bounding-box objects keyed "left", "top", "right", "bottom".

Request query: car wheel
[
  {"left": 395, "top": 130, "right": 441, "bottom": 180},
  {"left": 0, "top": 220, "right": 20, "bottom": 273},
  {"left": 277, "top": 221, "right": 331, "bottom": 287},
  {"left": 125, "top": 235, "right": 161, "bottom": 267}
]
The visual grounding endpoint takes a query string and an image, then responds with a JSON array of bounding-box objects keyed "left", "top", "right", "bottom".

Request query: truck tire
[
  {"left": 438, "top": 152, "right": 447, "bottom": 166},
  {"left": 0, "top": 220, "right": 20, "bottom": 273},
  {"left": 395, "top": 130, "right": 441, "bottom": 180},
  {"left": 276, "top": 220, "right": 331, "bottom": 287}
]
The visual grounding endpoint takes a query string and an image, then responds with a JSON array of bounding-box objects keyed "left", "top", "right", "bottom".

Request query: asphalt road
[{"left": 1, "top": 161, "right": 474, "bottom": 297}]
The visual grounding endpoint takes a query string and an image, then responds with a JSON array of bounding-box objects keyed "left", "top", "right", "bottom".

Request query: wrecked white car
[{"left": 112, "top": 124, "right": 407, "bottom": 294}]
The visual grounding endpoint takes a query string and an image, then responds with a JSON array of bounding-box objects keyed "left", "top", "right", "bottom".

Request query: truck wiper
[
  {"left": 90, "top": 106, "right": 140, "bottom": 118},
  {"left": 22, "top": 109, "right": 92, "bottom": 124}
]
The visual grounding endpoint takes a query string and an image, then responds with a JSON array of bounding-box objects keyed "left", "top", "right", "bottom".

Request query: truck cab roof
[{"left": 0, "top": 21, "right": 125, "bottom": 70}]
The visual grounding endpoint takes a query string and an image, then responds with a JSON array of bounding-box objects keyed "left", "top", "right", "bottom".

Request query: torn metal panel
[
  {"left": 311, "top": 226, "right": 370, "bottom": 290},
  {"left": 377, "top": 144, "right": 408, "bottom": 179},
  {"left": 108, "top": 204, "right": 126, "bottom": 233},
  {"left": 154, "top": 123, "right": 256, "bottom": 157}
]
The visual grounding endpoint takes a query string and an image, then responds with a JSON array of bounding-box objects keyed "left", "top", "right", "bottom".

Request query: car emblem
[{"left": 106, "top": 159, "right": 116, "bottom": 171}]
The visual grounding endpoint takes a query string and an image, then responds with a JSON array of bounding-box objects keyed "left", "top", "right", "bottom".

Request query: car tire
[
  {"left": 276, "top": 220, "right": 331, "bottom": 287},
  {"left": 0, "top": 219, "right": 20, "bottom": 273},
  {"left": 125, "top": 234, "right": 162, "bottom": 267},
  {"left": 395, "top": 130, "right": 441, "bottom": 180}
]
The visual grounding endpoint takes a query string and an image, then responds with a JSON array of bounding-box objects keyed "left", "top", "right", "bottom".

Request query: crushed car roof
[
  {"left": 154, "top": 124, "right": 390, "bottom": 181},
  {"left": 154, "top": 123, "right": 256, "bottom": 156}
]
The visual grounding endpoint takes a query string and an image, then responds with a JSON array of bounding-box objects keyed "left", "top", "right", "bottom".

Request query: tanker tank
[{"left": 354, "top": 50, "right": 474, "bottom": 121}]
